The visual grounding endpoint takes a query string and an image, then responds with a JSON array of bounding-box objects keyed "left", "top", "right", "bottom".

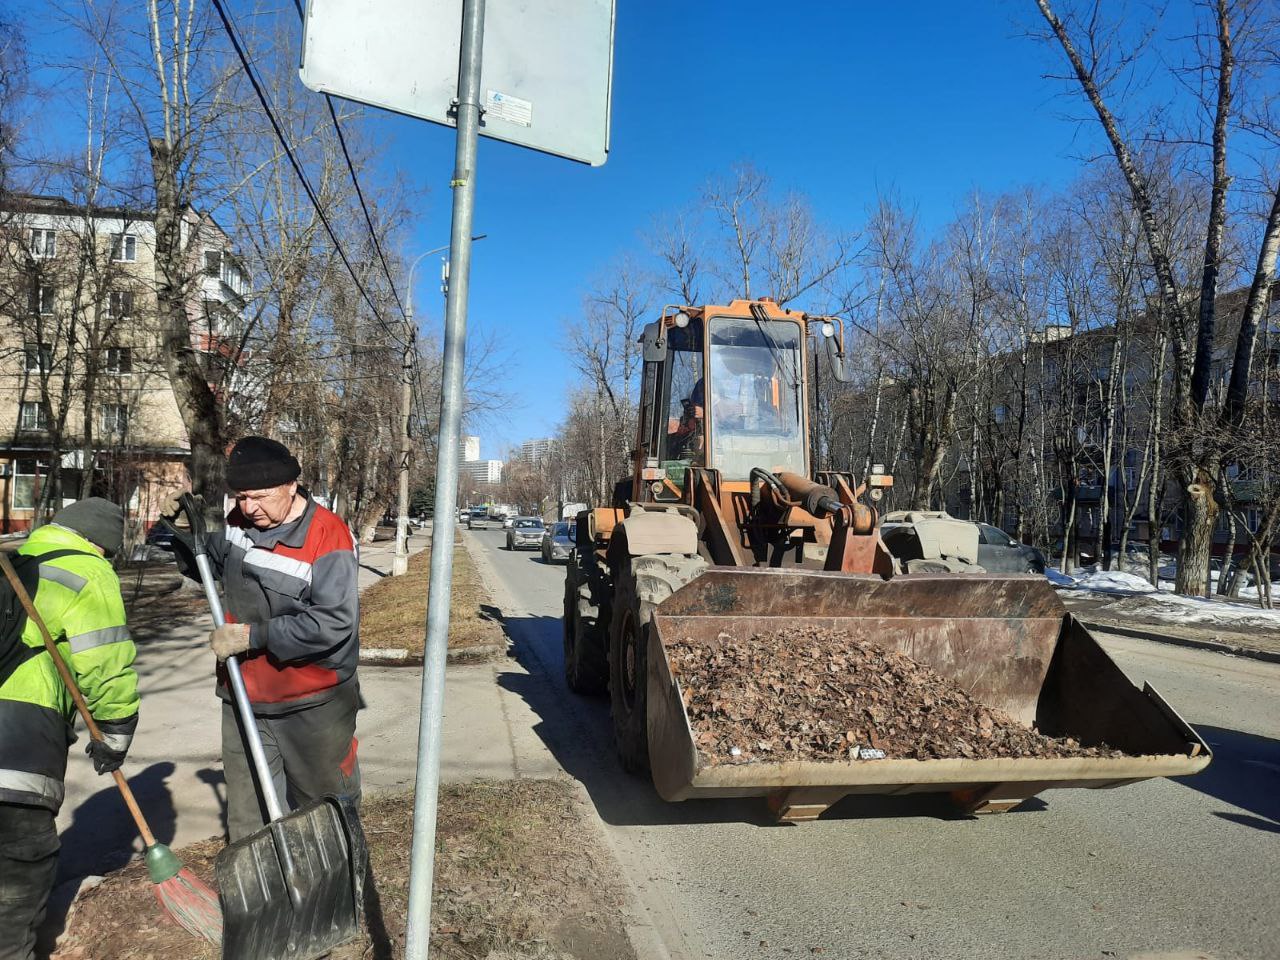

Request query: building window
[
  {"left": 110, "top": 233, "right": 137, "bottom": 262},
  {"left": 24, "top": 343, "right": 51, "bottom": 373},
  {"left": 29, "top": 229, "right": 56, "bottom": 259},
  {"left": 100, "top": 403, "right": 129, "bottom": 437},
  {"left": 1246, "top": 509, "right": 1261, "bottom": 533},
  {"left": 106, "top": 289, "right": 134, "bottom": 318},
  {"left": 204, "top": 250, "right": 222, "bottom": 277},
  {"left": 11, "top": 459, "right": 47, "bottom": 510},
  {"left": 19, "top": 401, "right": 49, "bottom": 432},
  {"left": 992, "top": 404, "right": 1010, "bottom": 425},
  {"left": 30, "top": 284, "right": 55, "bottom": 315},
  {"left": 104, "top": 346, "right": 132, "bottom": 375}
]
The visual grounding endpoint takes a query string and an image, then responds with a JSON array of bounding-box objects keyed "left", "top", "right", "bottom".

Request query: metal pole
[
  {"left": 394, "top": 309, "right": 415, "bottom": 577},
  {"left": 404, "top": 0, "right": 484, "bottom": 954}
]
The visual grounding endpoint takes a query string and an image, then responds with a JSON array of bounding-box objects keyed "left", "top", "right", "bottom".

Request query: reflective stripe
[
  {"left": 0, "top": 768, "right": 64, "bottom": 806},
  {"left": 39, "top": 563, "right": 88, "bottom": 593},
  {"left": 226, "top": 525, "right": 313, "bottom": 584},
  {"left": 67, "top": 625, "right": 131, "bottom": 653},
  {"left": 241, "top": 549, "right": 312, "bottom": 584},
  {"left": 99, "top": 731, "right": 133, "bottom": 752}
]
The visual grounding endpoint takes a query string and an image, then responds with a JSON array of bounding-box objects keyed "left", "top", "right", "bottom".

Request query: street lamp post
[{"left": 394, "top": 235, "right": 487, "bottom": 577}]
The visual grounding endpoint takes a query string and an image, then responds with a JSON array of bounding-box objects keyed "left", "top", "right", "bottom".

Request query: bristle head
[{"left": 154, "top": 870, "right": 223, "bottom": 945}]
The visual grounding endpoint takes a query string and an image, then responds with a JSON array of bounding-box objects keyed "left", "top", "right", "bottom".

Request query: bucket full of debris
[{"left": 644, "top": 568, "right": 1210, "bottom": 822}]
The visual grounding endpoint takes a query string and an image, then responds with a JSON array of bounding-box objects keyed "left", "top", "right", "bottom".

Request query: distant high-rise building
[
  {"left": 520, "top": 437, "right": 553, "bottom": 463},
  {"left": 462, "top": 435, "right": 480, "bottom": 462},
  {"left": 459, "top": 459, "right": 503, "bottom": 486}
]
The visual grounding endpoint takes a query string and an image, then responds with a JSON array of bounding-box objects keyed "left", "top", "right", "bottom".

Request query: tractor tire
[
  {"left": 608, "top": 553, "right": 708, "bottom": 776},
  {"left": 563, "top": 551, "right": 609, "bottom": 696}
]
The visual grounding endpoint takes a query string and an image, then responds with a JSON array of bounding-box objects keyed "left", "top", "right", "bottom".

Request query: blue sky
[
  {"left": 14, "top": 0, "right": 1143, "bottom": 458},
  {"left": 384, "top": 1, "right": 1105, "bottom": 456}
]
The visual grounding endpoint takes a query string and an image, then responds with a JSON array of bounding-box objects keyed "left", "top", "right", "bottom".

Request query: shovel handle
[
  {"left": 0, "top": 552, "right": 157, "bottom": 848},
  {"left": 178, "top": 495, "right": 288, "bottom": 825}
]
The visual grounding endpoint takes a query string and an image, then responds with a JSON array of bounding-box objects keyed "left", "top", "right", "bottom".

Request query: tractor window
[
  {"left": 657, "top": 320, "right": 706, "bottom": 494},
  {"left": 707, "top": 317, "right": 805, "bottom": 480}
]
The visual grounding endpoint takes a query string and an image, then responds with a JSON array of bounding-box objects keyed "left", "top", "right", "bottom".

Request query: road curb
[
  {"left": 1082, "top": 619, "right": 1280, "bottom": 664},
  {"left": 358, "top": 642, "right": 506, "bottom": 667}
]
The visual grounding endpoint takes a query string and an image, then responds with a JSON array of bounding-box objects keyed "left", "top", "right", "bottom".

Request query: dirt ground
[
  {"left": 360, "top": 536, "right": 505, "bottom": 655},
  {"left": 116, "top": 562, "right": 208, "bottom": 638},
  {"left": 52, "top": 780, "right": 636, "bottom": 960}
]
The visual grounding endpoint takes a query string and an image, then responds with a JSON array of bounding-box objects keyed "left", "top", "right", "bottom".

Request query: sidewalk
[{"left": 48, "top": 525, "right": 560, "bottom": 897}]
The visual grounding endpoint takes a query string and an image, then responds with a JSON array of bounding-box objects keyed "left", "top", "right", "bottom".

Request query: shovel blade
[{"left": 217, "top": 796, "right": 367, "bottom": 960}]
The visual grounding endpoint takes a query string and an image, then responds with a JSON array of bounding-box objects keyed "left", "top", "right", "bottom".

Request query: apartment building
[{"left": 0, "top": 194, "right": 246, "bottom": 533}]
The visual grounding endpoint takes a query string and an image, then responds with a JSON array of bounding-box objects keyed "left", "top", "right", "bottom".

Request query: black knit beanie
[
  {"left": 53, "top": 497, "right": 125, "bottom": 557},
  {"left": 226, "top": 436, "right": 302, "bottom": 491}
]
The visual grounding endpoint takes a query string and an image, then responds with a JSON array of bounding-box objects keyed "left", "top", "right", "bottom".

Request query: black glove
[
  {"left": 86, "top": 739, "right": 128, "bottom": 775},
  {"left": 86, "top": 713, "right": 137, "bottom": 775}
]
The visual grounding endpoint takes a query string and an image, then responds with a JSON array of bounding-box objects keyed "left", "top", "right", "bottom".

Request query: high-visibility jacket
[{"left": 0, "top": 523, "right": 139, "bottom": 811}]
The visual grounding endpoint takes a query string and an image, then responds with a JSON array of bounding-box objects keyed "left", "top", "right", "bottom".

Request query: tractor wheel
[
  {"left": 563, "top": 551, "right": 609, "bottom": 695},
  {"left": 609, "top": 553, "right": 707, "bottom": 776}
]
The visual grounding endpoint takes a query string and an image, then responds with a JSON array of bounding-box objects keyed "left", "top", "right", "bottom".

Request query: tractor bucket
[
  {"left": 216, "top": 795, "right": 367, "bottom": 960},
  {"left": 645, "top": 568, "right": 1210, "bottom": 820}
]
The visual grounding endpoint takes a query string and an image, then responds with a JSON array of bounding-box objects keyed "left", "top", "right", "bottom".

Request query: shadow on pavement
[
  {"left": 56, "top": 761, "right": 179, "bottom": 881},
  {"left": 38, "top": 762, "right": 180, "bottom": 957},
  {"left": 495, "top": 611, "right": 979, "bottom": 829},
  {"left": 1174, "top": 724, "right": 1280, "bottom": 831}
]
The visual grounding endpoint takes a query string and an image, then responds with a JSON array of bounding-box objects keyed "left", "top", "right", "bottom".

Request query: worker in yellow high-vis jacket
[{"left": 0, "top": 498, "right": 139, "bottom": 960}]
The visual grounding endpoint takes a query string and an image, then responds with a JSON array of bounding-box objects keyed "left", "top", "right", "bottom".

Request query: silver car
[
  {"left": 505, "top": 517, "right": 545, "bottom": 550},
  {"left": 540, "top": 521, "right": 574, "bottom": 563}
]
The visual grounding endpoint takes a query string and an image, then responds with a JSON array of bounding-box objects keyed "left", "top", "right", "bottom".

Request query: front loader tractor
[{"left": 563, "top": 298, "right": 1208, "bottom": 823}]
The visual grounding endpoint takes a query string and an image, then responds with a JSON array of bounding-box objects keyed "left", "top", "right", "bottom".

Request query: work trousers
[
  {"left": 221, "top": 681, "right": 362, "bottom": 843},
  {"left": 0, "top": 803, "right": 59, "bottom": 960}
]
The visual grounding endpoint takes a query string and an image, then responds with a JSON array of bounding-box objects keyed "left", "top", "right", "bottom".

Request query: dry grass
[
  {"left": 360, "top": 535, "right": 504, "bottom": 654},
  {"left": 54, "top": 781, "right": 636, "bottom": 960}
]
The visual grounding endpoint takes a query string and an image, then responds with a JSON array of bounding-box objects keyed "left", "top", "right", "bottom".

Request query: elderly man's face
[{"left": 233, "top": 481, "right": 299, "bottom": 529}]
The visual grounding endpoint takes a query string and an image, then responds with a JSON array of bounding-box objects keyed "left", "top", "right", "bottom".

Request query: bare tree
[{"left": 1035, "top": 0, "right": 1280, "bottom": 594}]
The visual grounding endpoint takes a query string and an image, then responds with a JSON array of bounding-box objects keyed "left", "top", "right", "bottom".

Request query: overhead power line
[
  {"left": 283, "top": 0, "right": 410, "bottom": 328},
  {"left": 210, "top": 0, "right": 409, "bottom": 350}
]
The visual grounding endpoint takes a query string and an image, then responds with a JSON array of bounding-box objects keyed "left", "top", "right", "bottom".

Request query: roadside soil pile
[
  {"left": 53, "top": 780, "right": 635, "bottom": 960},
  {"left": 667, "top": 626, "right": 1125, "bottom": 764}
]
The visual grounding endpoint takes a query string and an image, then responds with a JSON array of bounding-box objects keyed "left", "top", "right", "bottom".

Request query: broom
[{"left": 0, "top": 552, "right": 223, "bottom": 944}]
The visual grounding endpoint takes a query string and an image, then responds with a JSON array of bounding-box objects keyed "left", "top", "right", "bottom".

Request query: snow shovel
[{"left": 177, "top": 494, "right": 367, "bottom": 960}]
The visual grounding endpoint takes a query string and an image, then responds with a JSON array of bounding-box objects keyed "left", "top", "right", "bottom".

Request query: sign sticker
[{"left": 485, "top": 89, "right": 533, "bottom": 128}]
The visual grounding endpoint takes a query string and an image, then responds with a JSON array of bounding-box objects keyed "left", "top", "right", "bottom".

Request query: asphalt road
[{"left": 468, "top": 526, "right": 1280, "bottom": 960}]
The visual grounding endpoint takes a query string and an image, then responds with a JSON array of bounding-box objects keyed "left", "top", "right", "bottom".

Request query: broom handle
[{"left": 0, "top": 551, "right": 158, "bottom": 849}]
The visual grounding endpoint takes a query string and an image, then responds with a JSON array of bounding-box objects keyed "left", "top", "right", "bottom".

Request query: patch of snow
[
  {"left": 1069, "top": 570, "right": 1158, "bottom": 594},
  {"left": 1112, "top": 592, "right": 1280, "bottom": 630},
  {"left": 1045, "top": 567, "right": 1077, "bottom": 586}
]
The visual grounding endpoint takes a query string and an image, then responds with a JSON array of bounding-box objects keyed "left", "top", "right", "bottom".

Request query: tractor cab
[
  {"left": 638, "top": 298, "right": 808, "bottom": 495},
  {"left": 625, "top": 298, "right": 892, "bottom": 573}
]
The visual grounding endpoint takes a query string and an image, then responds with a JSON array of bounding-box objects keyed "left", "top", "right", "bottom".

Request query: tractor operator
[{"left": 167, "top": 437, "right": 361, "bottom": 842}]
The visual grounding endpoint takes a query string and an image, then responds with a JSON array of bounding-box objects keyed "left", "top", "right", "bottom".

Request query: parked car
[
  {"left": 880, "top": 512, "right": 1046, "bottom": 574},
  {"left": 541, "top": 521, "right": 574, "bottom": 563},
  {"left": 505, "top": 517, "right": 545, "bottom": 550}
]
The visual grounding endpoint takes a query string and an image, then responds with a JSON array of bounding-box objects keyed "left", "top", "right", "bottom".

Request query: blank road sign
[{"left": 300, "top": 0, "right": 615, "bottom": 166}]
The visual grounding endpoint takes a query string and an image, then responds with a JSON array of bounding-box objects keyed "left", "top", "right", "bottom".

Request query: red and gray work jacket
[{"left": 185, "top": 494, "right": 360, "bottom": 714}]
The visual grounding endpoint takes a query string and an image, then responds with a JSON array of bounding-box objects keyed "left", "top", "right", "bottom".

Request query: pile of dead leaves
[{"left": 666, "top": 626, "right": 1126, "bottom": 764}]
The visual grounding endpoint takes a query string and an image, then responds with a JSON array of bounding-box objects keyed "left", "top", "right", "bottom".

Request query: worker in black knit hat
[{"left": 168, "top": 436, "right": 362, "bottom": 841}]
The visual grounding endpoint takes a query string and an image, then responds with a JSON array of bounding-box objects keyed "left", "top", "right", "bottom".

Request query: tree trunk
[
  {"left": 1176, "top": 468, "right": 1218, "bottom": 596},
  {"left": 150, "top": 138, "right": 226, "bottom": 509}
]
